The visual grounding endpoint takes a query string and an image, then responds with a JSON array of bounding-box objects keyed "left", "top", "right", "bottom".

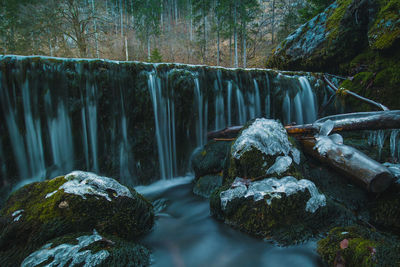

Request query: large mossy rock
[
  {"left": 0, "top": 171, "right": 154, "bottom": 266},
  {"left": 209, "top": 118, "right": 357, "bottom": 244},
  {"left": 317, "top": 226, "right": 400, "bottom": 267},
  {"left": 266, "top": 0, "right": 400, "bottom": 109},
  {"left": 210, "top": 176, "right": 333, "bottom": 244}
]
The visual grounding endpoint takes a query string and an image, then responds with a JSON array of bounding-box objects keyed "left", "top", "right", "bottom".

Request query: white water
[{"left": 148, "top": 71, "right": 177, "bottom": 180}]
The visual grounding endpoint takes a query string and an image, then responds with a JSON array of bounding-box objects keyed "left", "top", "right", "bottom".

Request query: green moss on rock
[
  {"left": 370, "top": 189, "right": 400, "bottom": 233},
  {"left": 368, "top": 0, "right": 400, "bottom": 50},
  {"left": 318, "top": 226, "right": 400, "bottom": 267},
  {"left": 0, "top": 173, "right": 154, "bottom": 266},
  {"left": 191, "top": 140, "right": 232, "bottom": 179}
]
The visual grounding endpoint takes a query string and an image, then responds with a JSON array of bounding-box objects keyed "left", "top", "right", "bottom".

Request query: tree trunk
[
  {"left": 91, "top": 0, "right": 99, "bottom": 58},
  {"left": 271, "top": 0, "right": 275, "bottom": 44},
  {"left": 217, "top": 23, "right": 220, "bottom": 66},
  {"left": 125, "top": 36, "right": 128, "bottom": 61},
  {"left": 208, "top": 111, "right": 400, "bottom": 139},
  {"left": 243, "top": 22, "right": 247, "bottom": 68},
  {"left": 286, "top": 111, "right": 400, "bottom": 136},
  {"left": 120, "top": 0, "right": 123, "bottom": 37},
  {"left": 234, "top": 1, "right": 238, "bottom": 68},
  {"left": 301, "top": 137, "right": 393, "bottom": 193}
]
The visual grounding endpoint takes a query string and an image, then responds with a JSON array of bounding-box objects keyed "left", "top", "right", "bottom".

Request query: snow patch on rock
[
  {"left": 46, "top": 171, "right": 133, "bottom": 201},
  {"left": 232, "top": 118, "right": 300, "bottom": 171},
  {"left": 267, "top": 156, "right": 293, "bottom": 175},
  {"left": 220, "top": 176, "right": 326, "bottom": 213},
  {"left": 21, "top": 230, "right": 109, "bottom": 267}
]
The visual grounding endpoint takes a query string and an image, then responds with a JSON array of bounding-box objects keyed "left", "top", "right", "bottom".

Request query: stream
[{"left": 136, "top": 176, "right": 325, "bottom": 267}]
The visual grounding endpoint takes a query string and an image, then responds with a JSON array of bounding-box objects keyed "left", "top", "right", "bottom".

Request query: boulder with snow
[{"left": 0, "top": 171, "right": 154, "bottom": 266}]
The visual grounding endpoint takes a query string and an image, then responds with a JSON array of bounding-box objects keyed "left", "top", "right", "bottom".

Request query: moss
[
  {"left": 210, "top": 180, "right": 343, "bottom": 245},
  {"left": 0, "top": 176, "right": 154, "bottom": 266},
  {"left": 370, "top": 190, "right": 400, "bottom": 233},
  {"left": 318, "top": 226, "right": 400, "bottom": 267},
  {"left": 368, "top": 0, "right": 400, "bottom": 50},
  {"left": 326, "top": 0, "right": 353, "bottom": 40},
  {"left": 191, "top": 140, "right": 232, "bottom": 179}
]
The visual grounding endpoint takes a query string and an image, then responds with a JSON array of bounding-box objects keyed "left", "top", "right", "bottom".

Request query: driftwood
[
  {"left": 323, "top": 74, "right": 389, "bottom": 111},
  {"left": 208, "top": 111, "right": 400, "bottom": 140},
  {"left": 301, "top": 138, "right": 393, "bottom": 193}
]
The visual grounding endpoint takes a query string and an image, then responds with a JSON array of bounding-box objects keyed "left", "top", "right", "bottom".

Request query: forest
[{"left": 1, "top": 0, "right": 332, "bottom": 67}]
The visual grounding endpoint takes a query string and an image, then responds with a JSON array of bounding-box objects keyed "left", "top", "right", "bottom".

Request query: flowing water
[
  {"left": 0, "top": 55, "right": 341, "bottom": 189},
  {"left": 136, "top": 177, "right": 324, "bottom": 267}
]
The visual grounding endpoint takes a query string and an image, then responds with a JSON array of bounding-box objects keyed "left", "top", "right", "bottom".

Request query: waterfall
[
  {"left": 283, "top": 91, "right": 291, "bottom": 124},
  {"left": 298, "top": 76, "right": 317, "bottom": 123},
  {"left": 119, "top": 92, "right": 135, "bottom": 186},
  {"left": 294, "top": 93, "right": 304, "bottom": 124},
  {"left": 227, "top": 81, "right": 232, "bottom": 126},
  {"left": 265, "top": 74, "right": 271, "bottom": 118},
  {"left": 21, "top": 79, "right": 46, "bottom": 181},
  {"left": 44, "top": 93, "right": 74, "bottom": 174},
  {"left": 390, "top": 130, "right": 399, "bottom": 160},
  {"left": 148, "top": 71, "right": 176, "bottom": 179},
  {"left": 214, "top": 72, "right": 225, "bottom": 130},
  {"left": 236, "top": 86, "right": 247, "bottom": 125},
  {"left": 194, "top": 77, "right": 207, "bottom": 147},
  {"left": 253, "top": 79, "right": 261, "bottom": 118},
  {"left": 81, "top": 83, "right": 98, "bottom": 172},
  {"left": 0, "top": 56, "right": 339, "bottom": 187}
]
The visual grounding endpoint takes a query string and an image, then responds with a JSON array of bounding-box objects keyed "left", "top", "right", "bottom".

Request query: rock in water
[
  {"left": 193, "top": 174, "right": 223, "bottom": 199},
  {"left": 0, "top": 171, "right": 154, "bottom": 266},
  {"left": 228, "top": 118, "right": 301, "bottom": 179},
  {"left": 209, "top": 118, "right": 347, "bottom": 244},
  {"left": 191, "top": 140, "right": 231, "bottom": 198}
]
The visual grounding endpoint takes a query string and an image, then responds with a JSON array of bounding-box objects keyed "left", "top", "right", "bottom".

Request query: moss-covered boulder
[
  {"left": 0, "top": 171, "right": 154, "bottom": 266},
  {"left": 369, "top": 187, "right": 400, "bottom": 234},
  {"left": 191, "top": 140, "right": 231, "bottom": 198},
  {"left": 191, "top": 140, "right": 231, "bottom": 178},
  {"left": 266, "top": 0, "right": 400, "bottom": 109},
  {"left": 193, "top": 174, "right": 223, "bottom": 198},
  {"left": 210, "top": 176, "right": 335, "bottom": 244},
  {"left": 317, "top": 226, "right": 400, "bottom": 266},
  {"left": 228, "top": 118, "right": 302, "bottom": 181},
  {"left": 21, "top": 230, "right": 150, "bottom": 267}
]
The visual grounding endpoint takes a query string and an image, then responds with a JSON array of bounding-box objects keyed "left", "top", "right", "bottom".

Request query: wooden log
[
  {"left": 301, "top": 137, "right": 394, "bottom": 193},
  {"left": 286, "top": 110, "right": 400, "bottom": 136},
  {"left": 323, "top": 75, "right": 389, "bottom": 111},
  {"left": 207, "top": 126, "right": 243, "bottom": 140},
  {"left": 208, "top": 111, "right": 400, "bottom": 140}
]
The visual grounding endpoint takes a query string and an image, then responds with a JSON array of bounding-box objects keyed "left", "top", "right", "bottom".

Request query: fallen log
[
  {"left": 208, "top": 111, "right": 400, "bottom": 140},
  {"left": 301, "top": 136, "right": 394, "bottom": 193},
  {"left": 207, "top": 126, "right": 243, "bottom": 140},
  {"left": 286, "top": 110, "right": 400, "bottom": 136},
  {"left": 323, "top": 74, "right": 389, "bottom": 111}
]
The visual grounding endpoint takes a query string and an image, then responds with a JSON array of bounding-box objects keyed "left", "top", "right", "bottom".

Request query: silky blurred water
[{"left": 136, "top": 176, "right": 324, "bottom": 267}]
